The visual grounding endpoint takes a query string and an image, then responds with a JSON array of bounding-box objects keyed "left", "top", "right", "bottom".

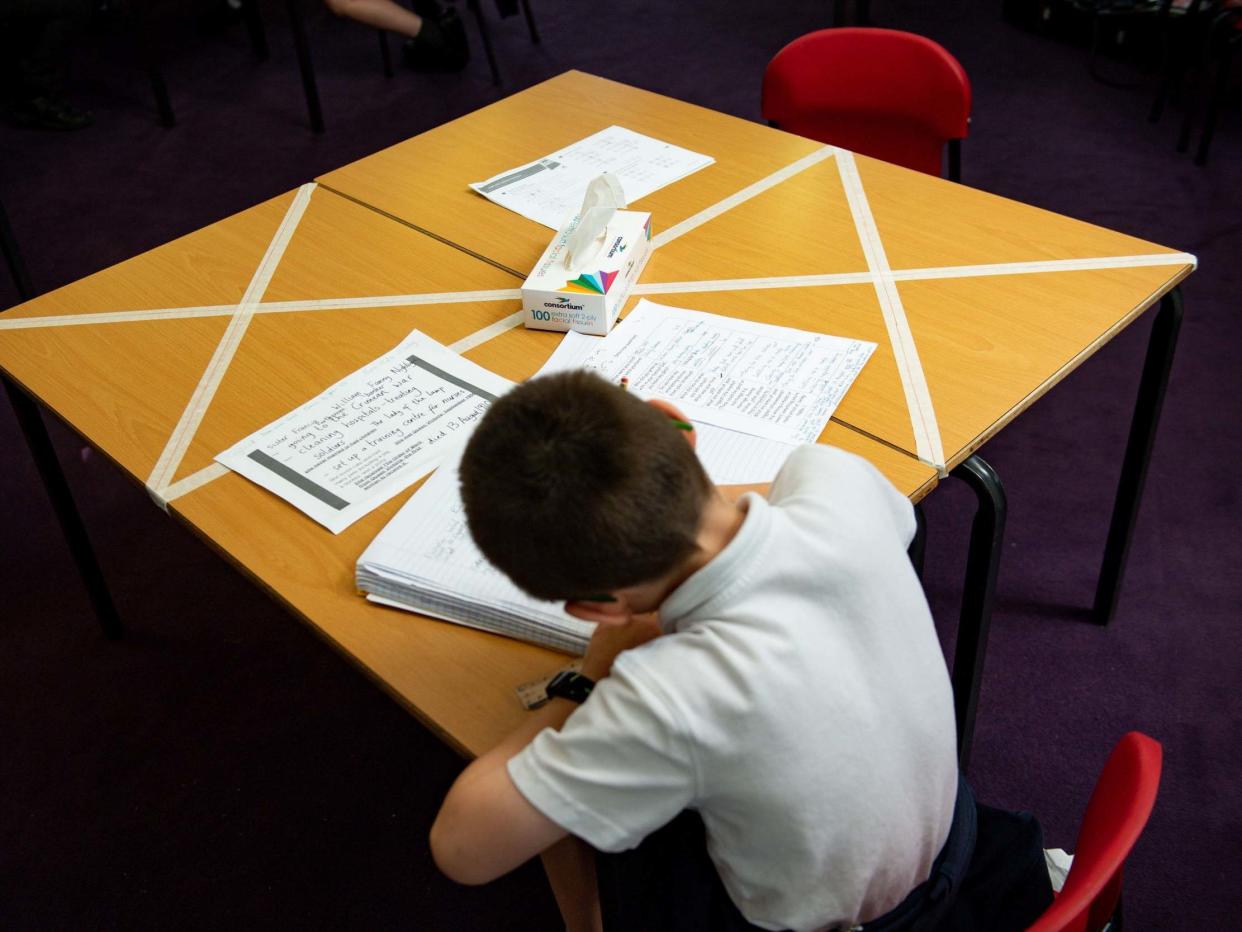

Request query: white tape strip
[
  {"left": 2, "top": 254, "right": 1192, "bottom": 333},
  {"left": 146, "top": 184, "right": 316, "bottom": 498},
  {"left": 835, "top": 150, "right": 946, "bottom": 473},
  {"left": 634, "top": 271, "right": 876, "bottom": 294},
  {"left": 448, "top": 310, "right": 525, "bottom": 353},
  {"left": 890, "top": 252, "right": 1198, "bottom": 282},
  {"left": 0, "top": 289, "right": 523, "bottom": 331},
  {"left": 650, "top": 146, "right": 835, "bottom": 250},
  {"left": 258, "top": 288, "right": 523, "bottom": 313},
  {"left": 161, "top": 462, "right": 231, "bottom": 504},
  {"left": 0, "top": 304, "right": 243, "bottom": 330}
]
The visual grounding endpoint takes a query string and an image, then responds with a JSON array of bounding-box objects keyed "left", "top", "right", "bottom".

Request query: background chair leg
[
  {"left": 0, "top": 198, "right": 34, "bottom": 302},
  {"left": 949, "top": 454, "right": 1006, "bottom": 771},
  {"left": 908, "top": 502, "right": 927, "bottom": 581},
  {"left": 241, "top": 0, "right": 270, "bottom": 60},
  {"left": 3, "top": 376, "right": 124, "bottom": 641},
  {"left": 1093, "top": 288, "right": 1183, "bottom": 625},
  {"left": 466, "top": 0, "right": 501, "bottom": 85},
  {"left": 1193, "top": 40, "right": 1235, "bottom": 166},
  {"left": 129, "top": 10, "right": 175, "bottom": 128},
  {"left": 519, "top": 0, "right": 539, "bottom": 43},
  {"left": 947, "top": 138, "right": 962, "bottom": 183},
  {"left": 378, "top": 29, "right": 393, "bottom": 77},
  {"left": 285, "top": 0, "right": 325, "bottom": 133}
]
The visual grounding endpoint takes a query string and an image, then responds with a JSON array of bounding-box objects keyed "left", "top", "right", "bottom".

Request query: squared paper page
[
  {"left": 469, "top": 126, "right": 715, "bottom": 229},
  {"left": 541, "top": 300, "right": 876, "bottom": 446},
  {"left": 356, "top": 444, "right": 592, "bottom": 645},
  {"left": 217, "top": 330, "right": 512, "bottom": 534}
]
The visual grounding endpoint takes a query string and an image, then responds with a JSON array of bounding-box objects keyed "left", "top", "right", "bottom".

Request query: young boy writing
[{"left": 429, "top": 370, "right": 1043, "bottom": 931}]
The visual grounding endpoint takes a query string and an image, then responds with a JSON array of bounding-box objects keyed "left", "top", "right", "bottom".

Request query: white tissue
[{"left": 563, "top": 174, "right": 627, "bottom": 272}]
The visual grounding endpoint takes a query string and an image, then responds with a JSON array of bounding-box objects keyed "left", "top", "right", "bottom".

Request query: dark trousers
[
  {"left": 596, "top": 779, "right": 1053, "bottom": 932},
  {"left": 0, "top": 0, "right": 92, "bottom": 99}
]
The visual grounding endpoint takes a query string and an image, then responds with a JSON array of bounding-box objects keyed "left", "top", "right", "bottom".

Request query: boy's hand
[{"left": 581, "top": 612, "right": 662, "bottom": 681}]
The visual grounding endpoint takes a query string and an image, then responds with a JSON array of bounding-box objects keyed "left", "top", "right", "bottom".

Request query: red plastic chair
[
  {"left": 1027, "top": 732, "right": 1164, "bottom": 932},
  {"left": 761, "top": 28, "right": 971, "bottom": 180}
]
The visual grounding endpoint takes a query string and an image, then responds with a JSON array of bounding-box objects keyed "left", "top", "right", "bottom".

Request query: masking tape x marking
[
  {"left": 146, "top": 183, "right": 316, "bottom": 508},
  {"left": 835, "top": 149, "right": 946, "bottom": 473},
  {"left": 5, "top": 150, "right": 1194, "bottom": 502}
]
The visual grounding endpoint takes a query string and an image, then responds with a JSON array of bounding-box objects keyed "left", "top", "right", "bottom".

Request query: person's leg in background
[
  {"left": 0, "top": 0, "right": 94, "bottom": 130},
  {"left": 321, "top": 0, "right": 467, "bottom": 70}
]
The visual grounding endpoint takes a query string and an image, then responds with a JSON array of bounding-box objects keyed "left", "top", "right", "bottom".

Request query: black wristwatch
[{"left": 546, "top": 671, "right": 596, "bottom": 704}]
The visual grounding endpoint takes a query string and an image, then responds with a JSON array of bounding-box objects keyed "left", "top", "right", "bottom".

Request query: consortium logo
[
  {"left": 606, "top": 236, "right": 627, "bottom": 259},
  {"left": 544, "top": 296, "right": 584, "bottom": 310}
]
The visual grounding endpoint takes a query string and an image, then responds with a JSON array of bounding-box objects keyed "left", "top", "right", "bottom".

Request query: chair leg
[
  {"left": 466, "top": 0, "right": 501, "bottom": 85},
  {"left": 378, "top": 29, "right": 393, "bottom": 77},
  {"left": 3, "top": 375, "right": 124, "bottom": 640},
  {"left": 240, "top": 0, "right": 270, "bottom": 60},
  {"left": 908, "top": 502, "right": 927, "bottom": 581},
  {"left": 519, "top": 0, "right": 540, "bottom": 43},
  {"left": 946, "top": 139, "right": 962, "bottom": 183},
  {"left": 1148, "top": 0, "right": 1179, "bottom": 121},
  {"left": 0, "top": 198, "right": 34, "bottom": 303},
  {"left": 949, "top": 454, "right": 1006, "bottom": 772},
  {"left": 285, "top": 0, "right": 325, "bottom": 133},
  {"left": 1193, "top": 38, "right": 1236, "bottom": 166},
  {"left": 129, "top": 9, "right": 175, "bottom": 128},
  {"left": 1093, "top": 288, "right": 1183, "bottom": 625}
]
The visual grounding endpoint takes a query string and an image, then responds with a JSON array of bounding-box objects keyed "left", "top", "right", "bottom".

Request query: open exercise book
[{"left": 356, "top": 300, "right": 875, "bottom": 654}]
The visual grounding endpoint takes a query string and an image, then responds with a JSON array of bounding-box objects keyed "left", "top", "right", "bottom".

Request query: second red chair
[{"left": 762, "top": 28, "right": 972, "bottom": 180}]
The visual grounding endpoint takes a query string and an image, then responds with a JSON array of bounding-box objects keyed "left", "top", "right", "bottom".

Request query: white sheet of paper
[
  {"left": 470, "top": 125, "right": 715, "bottom": 229},
  {"left": 538, "top": 326, "right": 798, "bottom": 484},
  {"left": 356, "top": 445, "right": 594, "bottom": 654},
  {"left": 217, "top": 330, "right": 512, "bottom": 534},
  {"left": 542, "top": 299, "right": 876, "bottom": 447}
]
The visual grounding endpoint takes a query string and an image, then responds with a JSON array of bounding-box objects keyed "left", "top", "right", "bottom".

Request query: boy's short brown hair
[{"left": 459, "top": 370, "right": 712, "bottom": 602}]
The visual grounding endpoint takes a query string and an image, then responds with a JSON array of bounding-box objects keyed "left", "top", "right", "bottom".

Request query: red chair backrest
[
  {"left": 761, "top": 28, "right": 971, "bottom": 177},
  {"left": 1027, "top": 732, "right": 1163, "bottom": 932}
]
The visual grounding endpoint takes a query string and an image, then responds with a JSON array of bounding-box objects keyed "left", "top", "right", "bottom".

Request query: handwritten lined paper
[{"left": 217, "top": 330, "right": 512, "bottom": 533}]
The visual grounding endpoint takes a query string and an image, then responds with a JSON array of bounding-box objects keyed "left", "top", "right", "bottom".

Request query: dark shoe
[
  {"left": 403, "top": 10, "right": 469, "bottom": 72},
  {"left": 9, "top": 96, "right": 94, "bottom": 131}
]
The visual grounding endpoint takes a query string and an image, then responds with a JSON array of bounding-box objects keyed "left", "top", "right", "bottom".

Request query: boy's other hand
[{"left": 581, "top": 612, "right": 662, "bottom": 681}]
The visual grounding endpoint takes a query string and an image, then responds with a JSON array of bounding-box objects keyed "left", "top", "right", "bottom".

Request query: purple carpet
[{"left": 2, "top": 0, "right": 1239, "bottom": 928}]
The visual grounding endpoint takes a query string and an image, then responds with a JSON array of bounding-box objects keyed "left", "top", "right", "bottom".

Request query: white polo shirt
[{"left": 508, "top": 444, "right": 958, "bottom": 932}]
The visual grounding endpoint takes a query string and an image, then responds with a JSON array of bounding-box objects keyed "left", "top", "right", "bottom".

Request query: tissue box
[{"left": 522, "top": 210, "right": 652, "bottom": 335}]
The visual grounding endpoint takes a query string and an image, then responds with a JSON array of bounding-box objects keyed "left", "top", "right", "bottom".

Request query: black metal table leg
[
  {"left": 1093, "top": 288, "right": 1183, "bottom": 625},
  {"left": 286, "top": 0, "right": 325, "bottom": 133},
  {"left": 3, "top": 376, "right": 123, "bottom": 640},
  {"left": 908, "top": 502, "right": 927, "bottom": 581},
  {"left": 949, "top": 454, "right": 1006, "bottom": 771}
]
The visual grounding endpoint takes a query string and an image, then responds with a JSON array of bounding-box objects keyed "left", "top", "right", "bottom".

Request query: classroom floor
[{"left": 2, "top": 1, "right": 1239, "bottom": 928}]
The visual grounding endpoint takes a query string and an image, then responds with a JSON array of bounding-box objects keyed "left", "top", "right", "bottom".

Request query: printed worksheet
[
  {"left": 217, "top": 330, "right": 512, "bottom": 534},
  {"left": 542, "top": 299, "right": 877, "bottom": 447},
  {"left": 470, "top": 126, "right": 715, "bottom": 229}
]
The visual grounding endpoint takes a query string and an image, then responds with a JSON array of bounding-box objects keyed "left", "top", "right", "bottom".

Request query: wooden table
[
  {"left": 319, "top": 72, "right": 1194, "bottom": 763},
  {"left": 4, "top": 72, "right": 1192, "bottom": 764},
  {"left": 0, "top": 184, "right": 936, "bottom": 758}
]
